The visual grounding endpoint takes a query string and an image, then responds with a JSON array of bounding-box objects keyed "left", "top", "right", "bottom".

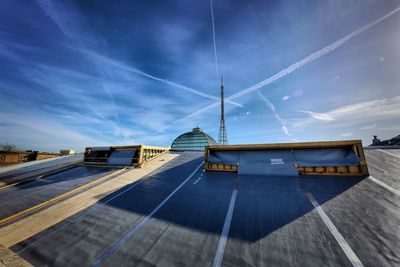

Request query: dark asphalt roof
[{"left": 3, "top": 149, "right": 400, "bottom": 266}]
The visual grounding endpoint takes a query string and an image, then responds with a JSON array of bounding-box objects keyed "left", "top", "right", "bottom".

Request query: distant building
[
  {"left": 370, "top": 134, "right": 400, "bottom": 146},
  {"left": 171, "top": 127, "right": 217, "bottom": 151},
  {"left": 0, "top": 151, "right": 60, "bottom": 166},
  {"left": 371, "top": 135, "right": 381, "bottom": 145}
]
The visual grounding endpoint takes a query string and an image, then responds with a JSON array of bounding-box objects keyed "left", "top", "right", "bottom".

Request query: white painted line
[
  {"left": 17, "top": 154, "right": 184, "bottom": 254},
  {"left": 91, "top": 161, "right": 204, "bottom": 267},
  {"left": 193, "top": 176, "right": 203, "bottom": 185},
  {"left": 379, "top": 149, "right": 400, "bottom": 160},
  {"left": 369, "top": 176, "right": 400, "bottom": 197},
  {"left": 300, "top": 182, "right": 363, "bottom": 267},
  {"left": 369, "top": 163, "right": 388, "bottom": 174},
  {"left": 212, "top": 189, "right": 237, "bottom": 267}
]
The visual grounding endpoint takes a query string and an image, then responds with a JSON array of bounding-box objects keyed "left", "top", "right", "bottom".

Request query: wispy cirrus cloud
[
  {"left": 298, "top": 110, "right": 336, "bottom": 122},
  {"left": 360, "top": 123, "right": 377, "bottom": 130},
  {"left": 257, "top": 90, "right": 292, "bottom": 136},
  {"left": 38, "top": 0, "right": 243, "bottom": 107},
  {"left": 160, "top": 5, "right": 400, "bottom": 131},
  {"left": 0, "top": 111, "right": 108, "bottom": 151},
  {"left": 1, "top": 0, "right": 400, "bottom": 151},
  {"left": 293, "top": 96, "right": 400, "bottom": 129},
  {"left": 79, "top": 49, "right": 243, "bottom": 108},
  {"left": 340, "top": 132, "right": 353, "bottom": 137}
]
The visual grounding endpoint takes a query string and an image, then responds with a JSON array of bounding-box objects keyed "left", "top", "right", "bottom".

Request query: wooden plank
[
  {"left": 0, "top": 245, "right": 32, "bottom": 267},
  {"left": 299, "top": 172, "right": 364, "bottom": 176},
  {"left": 141, "top": 145, "right": 170, "bottom": 150}
]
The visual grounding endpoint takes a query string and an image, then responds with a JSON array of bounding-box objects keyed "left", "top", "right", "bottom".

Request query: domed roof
[{"left": 171, "top": 127, "right": 218, "bottom": 151}]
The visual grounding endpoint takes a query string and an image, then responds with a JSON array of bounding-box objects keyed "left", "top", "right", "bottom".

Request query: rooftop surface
[{"left": 0, "top": 149, "right": 399, "bottom": 266}]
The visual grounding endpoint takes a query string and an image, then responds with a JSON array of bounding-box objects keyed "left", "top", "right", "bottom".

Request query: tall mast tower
[{"left": 218, "top": 76, "right": 228, "bottom": 145}]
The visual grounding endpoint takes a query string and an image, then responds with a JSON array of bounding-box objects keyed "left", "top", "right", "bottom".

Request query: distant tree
[{"left": 0, "top": 143, "right": 17, "bottom": 152}]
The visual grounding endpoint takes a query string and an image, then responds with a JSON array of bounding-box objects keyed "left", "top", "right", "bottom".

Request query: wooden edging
[
  {"left": 0, "top": 168, "right": 125, "bottom": 225},
  {"left": 0, "top": 245, "right": 32, "bottom": 266},
  {"left": 0, "top": 164, "right": 77, "bottom": 191}
]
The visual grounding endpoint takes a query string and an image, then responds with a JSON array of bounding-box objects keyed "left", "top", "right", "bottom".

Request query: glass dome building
[{"left": 171, "top": 127, "right": 218, "bottom": 151}]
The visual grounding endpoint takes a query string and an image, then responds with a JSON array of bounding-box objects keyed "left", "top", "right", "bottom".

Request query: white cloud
[
  {"left": 282, "top": 126, "right": 292, "bottom": 136},
  {"left": 257, "top": 90, "right": 293, "bottom": 136},
  {"left": 0, "top": 111, "right": 108, "bottom": 152},
  {"left": 340, "top": 132, "right": 353, "bottom": 137},
  {"left": 80, "top": 49, "right": 243, "bottom": 107},
  {"left": 360, "top": 123, "right": 377, "bottom": 130},
  {"left": 294, "top": 96, "right": 400, "bottom": 129},
  {"left": 299, "top": 110, "right": 336, "bottom": 122},
  {"left": 292, "top": 89, "right": 303, "bottom": 98},
  {"left": 282, "top": 95, "right": 290, "bottom": 101},
  {"left": 156, "top": 6, "right": 400, "bottom": 132}
]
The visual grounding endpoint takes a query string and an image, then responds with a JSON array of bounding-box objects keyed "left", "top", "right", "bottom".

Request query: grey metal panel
[
  {"left": 293, "top": 148, "right": 359, "bottom": 166},
  {"left": 238, "top": 150, "right": 299, "bottom": 176},
  {"left": 209, "top": 147, "right": 360, "bottom": 176},
  {"left": 107, "top": 150, "right": 136, "bottom": 166},
  {"left": 89, "top": 147, "right": 111, "bottom": 151},
  {"left": 208, "top": 151, "right": 240, "bottom": 164}
]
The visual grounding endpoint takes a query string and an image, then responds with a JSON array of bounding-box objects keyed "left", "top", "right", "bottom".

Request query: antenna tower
[{"left": 218, "top": 76, "right": 228, "bottom": 145}]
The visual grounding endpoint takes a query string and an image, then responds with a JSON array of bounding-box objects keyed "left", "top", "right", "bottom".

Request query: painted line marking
[
  {"left": 0, "top": 181, "right": 23, "bottom": 191},
  {"left": 369, "top": 176, "right": 400, "bottom": 197},
  {"left": 379, "top": 149, "right": 400, "bottom": 160},
  {"left": 0, "top": 165, "right": 75, "bottom": 191},
  {"left": 368, "top": 163, "right": 388, "bottom": 175},
  {"left": 0, "top": 170, "right": 101, "bottom": 209},
  {"left": 0, "top": 168, "right": 125, "bottom": 225},
  {"left": 0, "top": 175, "right": 49, "bottom": 191},
  {"left": 299, "top": 180, "right": 363, "bottom": 267},
  {"left": 212, "top": 189, "right": 237, "bottom": 267},
  {"left": 193, "top": 175, "right": 203, "bottom": 184},
  {"left": 91, "top": 161, "right": 204, "bottom": 267}
]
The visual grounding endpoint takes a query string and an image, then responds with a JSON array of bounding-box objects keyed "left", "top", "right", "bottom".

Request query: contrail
[
  {"left": 257, "top": 90, "right": 292, "bottom": 136},
  {"left": 38, "top": 0, "right": 120, "bottom": 120},
  {"left": 81, "top": 49, "right": 243, "bottom": 108},
  {"left": 210, "top": 0, "right": 219, "bottom": 80},
  {"left": 227, "top": 5, "right": 400, "bottom": 101},
  {"left": 39, "top": 0, "right": 242, "bottom": 108},
  {"left": 256, "top": 90, "right": 286, "bottom": 125},
  {"left": 161, "top": 6, "right": 400, "bottom": 131}
]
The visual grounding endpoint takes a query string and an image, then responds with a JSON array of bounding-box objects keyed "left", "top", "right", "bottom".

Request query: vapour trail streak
[
  {"left": 257, "top": 90, "right": 286, "bottom": 125},
  {"left": 39, "top": 0, "right": 242, "bottom": 108},
  {"left": 82, "top": 49, "right": 243, "bottom": 108},
  {"left": 210, "top": 0, "right": 219, "bottom": 80},
  {"left": 163, "top": 6, "right": 400, "bottom": 130},
  {"left": 227, "top": 6, "right": 400, "bottom": 100},
  {"left": 38, "top": 0, "right": 120, "bottom": 120},
  {"left": 257, "top": 90, "right": 292, "bottom": 136}
]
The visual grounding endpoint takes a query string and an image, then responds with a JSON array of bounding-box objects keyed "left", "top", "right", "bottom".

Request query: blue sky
[{"left": 1, "top": 0, "right": 399, "bottom": 152}]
